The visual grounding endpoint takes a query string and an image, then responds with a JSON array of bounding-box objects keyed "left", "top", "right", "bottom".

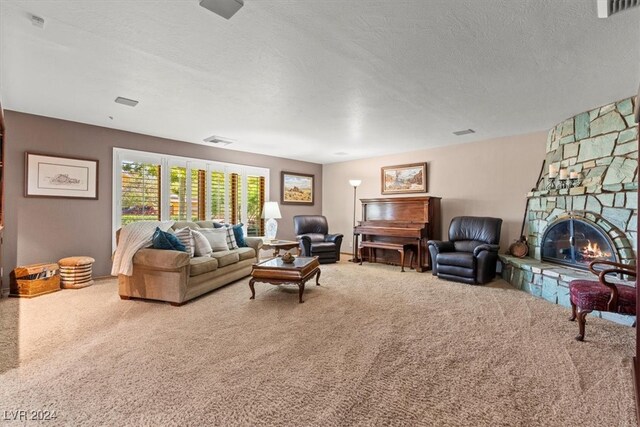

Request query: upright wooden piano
[{"left": 354, "top": 196, "right": 441, "bottom": 272}]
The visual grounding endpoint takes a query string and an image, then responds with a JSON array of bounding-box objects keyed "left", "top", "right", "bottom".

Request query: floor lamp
[{"left": 349, "top": 179, "right": 362, "bottom": 262}]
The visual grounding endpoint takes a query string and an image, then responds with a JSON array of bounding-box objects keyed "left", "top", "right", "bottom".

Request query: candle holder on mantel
[
  {"left": 558, "top": 179, "right": 569, "bottom": 190},
  {"left": 546, "top": 176, "right": 557, "bottom": 190}
]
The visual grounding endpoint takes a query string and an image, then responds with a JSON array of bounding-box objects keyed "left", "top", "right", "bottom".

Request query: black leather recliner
[
  {"left": 427, "top": 216, "right": 502, "bottom": 285},
  {"left": 294, "top": 215, "right": 343, "bottom": 264}
]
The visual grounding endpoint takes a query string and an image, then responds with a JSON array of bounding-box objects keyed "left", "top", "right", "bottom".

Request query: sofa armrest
[
  {"left": 244, "top": 237, "right": 264, "bottom": 255},
  {"left": 427, "top": 240, "right": 455, "bottom": 253},
  {"left": 132, "top": 248, "right": 190, "bottom": 271},
  {"left": 473, "top": 244, "right": 500, "bottom": 257}
]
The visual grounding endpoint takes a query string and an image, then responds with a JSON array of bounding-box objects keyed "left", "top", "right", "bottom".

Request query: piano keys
[{"left": 353, "top": 196, "right": 441, "bottom": 272}]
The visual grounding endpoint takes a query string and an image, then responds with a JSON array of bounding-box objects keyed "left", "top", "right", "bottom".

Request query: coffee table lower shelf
[{"left": 249, "top": 256, "right": 321, "bottom": 303}]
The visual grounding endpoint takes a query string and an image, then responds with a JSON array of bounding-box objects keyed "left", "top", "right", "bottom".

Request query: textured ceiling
[{"left": 1, "top": 0, "right": 639, "bottom": 164}]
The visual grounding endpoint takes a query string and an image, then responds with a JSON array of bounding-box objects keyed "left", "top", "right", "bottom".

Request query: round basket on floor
[{"left": 58, "top": 256, "right": 95, "bottom": 289}]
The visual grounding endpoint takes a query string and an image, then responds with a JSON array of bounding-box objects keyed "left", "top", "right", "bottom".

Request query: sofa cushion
[
  {"left": 195, "top": 221, "right": 224, "bottom": 229},
  {"left": 199, "top": 228, "right": 230, "bottom": 252},
  {"left": 189, "top": 257, "right": 219, "bottom": 276},
  {"left": 225, "top": 226, "right": 239, "bottom": 250},
  {"left": 310, "top": 242, "right": 336, "bottom": 253},
  {"left": 304, "top": 233, "right": 326, "bottom": 242},
  {"left": 235, "top": 247, "right": 256, "bottom": 261},
  {"left": 437, "top": 252, "right": 475, "bottom": 269},
  {"left": 191, "top": 229, "right": 213, "bottom": 257},
  {"left": 174, "top": 227, "right": 195, "bottom": 257},
  {"left": 232, "top": 223, "right": 248, "bottom": 247},
  {"left": 211, "top": 250, "right": 240, "bottom": 267},
  {"left": 152, "top": 227, "right": 186, "bottom": 252},
  {"left": 172, "top": 221, "right": 200, "bottom": 230}
]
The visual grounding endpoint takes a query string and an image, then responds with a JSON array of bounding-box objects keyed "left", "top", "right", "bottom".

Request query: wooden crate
[{"left": 10, "top": 263, "right": 61, "bottom": 298}]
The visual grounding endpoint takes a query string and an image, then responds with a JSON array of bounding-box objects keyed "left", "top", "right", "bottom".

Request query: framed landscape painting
[
  {"left": 281, "top": 171, "right": 314, "bottom": 205},
  {"left": 381, "top": 162, "right": 427, "bottom": 194},
  {"left": 25, "top": 152, "right": 98, "bottom": 199}
]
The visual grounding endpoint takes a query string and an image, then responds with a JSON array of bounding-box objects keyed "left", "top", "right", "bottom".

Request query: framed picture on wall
[
  {"left": 25, "top": 152, "right": 98, "bottom": 199},
  {"left": 381, "top": 162, "right": 427, "bottom": 194},
  {"left": 281, "top": 171, "right": 314, "bottom": 205}
]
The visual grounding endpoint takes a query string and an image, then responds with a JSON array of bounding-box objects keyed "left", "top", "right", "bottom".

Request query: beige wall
[
  {"left": 3, "top": 111, "right": 322, "bottom": 285},
  {"left": 322, "top": 131, "right": 547, "bottom": 254}
]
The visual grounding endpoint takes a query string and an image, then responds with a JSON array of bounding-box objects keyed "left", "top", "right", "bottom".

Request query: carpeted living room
[{"left": 0, "top": 1, "right": 639, "bottom": 426}]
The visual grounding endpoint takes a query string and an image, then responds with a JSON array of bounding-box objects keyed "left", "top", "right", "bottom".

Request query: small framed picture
[
  {"left": 381, "top": 162, "right": 427, "bottom": 194},
  {"left": 25, "top": 152, "right": 98, "bottom": 199},
  {"left": 281, "top": 171, "right": 314, "bottom": 205}
]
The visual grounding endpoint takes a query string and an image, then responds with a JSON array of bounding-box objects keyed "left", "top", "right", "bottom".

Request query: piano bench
[{"left": 358, "top": 242, "right": 417, "bottom": 272}]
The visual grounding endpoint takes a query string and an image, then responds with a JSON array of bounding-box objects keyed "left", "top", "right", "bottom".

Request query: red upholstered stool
[{"left": 569, "top": 261, "right": 636, "bottom": 341}]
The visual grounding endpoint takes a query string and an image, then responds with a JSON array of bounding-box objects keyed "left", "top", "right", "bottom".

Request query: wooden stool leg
[
  {"left": 569, "top": 302, "right": 577, "bottom": 321},
  {"left": 399, "top": 250, "right": 405, "bottom": 272},
  {"left": 358, "top": 246, "right": 363, "bottom": 265},
  {"left": 409, "top": 250, "right": 415, "bottom": 269},
  {"left": 575, "top": 309, "right": 591, "bottom": 341}
]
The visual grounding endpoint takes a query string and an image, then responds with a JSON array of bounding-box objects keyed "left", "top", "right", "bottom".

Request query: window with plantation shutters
[
  {"left": 229, "top": 173, "right": 240, "bottom": 224},
  {"left": 210, "top": 171, "right": 226, "bottom": 223},
  {"left": 170, "top": 166, "right": 187, "bottom": 221},
  {"left": 191, "top": 169, "right": 206, "bottom": 221},
  {"left": 120, "top": 161, "right": 161, "bottom": 225},
  {"left": 246, "top": 175, "right": 265, "bottom": 236},
  {"left": 113, "top": 149, "right": 269, "bottom": 242}
]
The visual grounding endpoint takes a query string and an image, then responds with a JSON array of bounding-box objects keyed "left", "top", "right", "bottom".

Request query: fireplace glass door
[{"left": 541, "top": 218, "right": 616, "bottom": 270}]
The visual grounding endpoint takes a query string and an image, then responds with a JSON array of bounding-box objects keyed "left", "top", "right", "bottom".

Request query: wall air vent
[
  {"left": 597, "top": 0, "right": 640, "bottom": 18},
  {"left": 453, "top": 129, "right": 475, "bottom": 136},
  {"left": 203, "top": 135, "right": 234, "bottom": 146},
  {"left": 114, "top": 97, "right": 139, "bottom": 107}
]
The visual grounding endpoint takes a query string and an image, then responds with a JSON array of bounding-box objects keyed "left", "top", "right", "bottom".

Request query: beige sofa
[{"left": 118, "top": 221, "right": 263, "bottom": 305}]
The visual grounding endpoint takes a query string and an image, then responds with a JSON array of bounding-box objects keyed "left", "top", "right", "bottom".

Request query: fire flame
[{"left": 580, "top": 240, "right": 610, "bottom": 260}]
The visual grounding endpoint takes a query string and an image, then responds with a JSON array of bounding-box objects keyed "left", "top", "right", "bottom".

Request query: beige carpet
[{"left": 0, "top": 261, "right": 636, "bottom": 426}]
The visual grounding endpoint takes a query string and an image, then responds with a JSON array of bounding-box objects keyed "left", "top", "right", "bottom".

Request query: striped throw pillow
[
  {"left": 174, "top": 227, "right": 195, "bottom": 257},
  {"left": 225, "top": 226, "right": 239, "bottom": 250}
]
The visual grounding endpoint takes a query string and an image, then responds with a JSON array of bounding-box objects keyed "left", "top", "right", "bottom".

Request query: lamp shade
[
  {"left": 261, "top": 201, "right": 282, "bottom": 219},
  {"left": 349, "top": 179, "right": 362, "bottom": 187}
]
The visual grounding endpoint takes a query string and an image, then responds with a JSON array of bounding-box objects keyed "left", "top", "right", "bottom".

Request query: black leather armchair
[
  {"left": 293, "top": 215, "right": 343, "bottom": 264},
  {"left": 427, "top": 216, "right": 503, "bottom": 285}
]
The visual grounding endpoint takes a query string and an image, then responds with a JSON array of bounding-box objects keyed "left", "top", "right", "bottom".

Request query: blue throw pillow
[
  {"left": 232, "top": 223, "right": 248, "bottom": 248},
  {"left": 152, "top": 227, "right": 186, "bottom": 252},
  {"left": 212, "top": 222, "right": 224, "bottom": 229}
]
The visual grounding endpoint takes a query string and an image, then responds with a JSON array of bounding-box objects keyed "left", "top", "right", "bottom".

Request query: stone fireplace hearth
[{"left": 500, "top": 95, "right": 637, "bottom": 326}]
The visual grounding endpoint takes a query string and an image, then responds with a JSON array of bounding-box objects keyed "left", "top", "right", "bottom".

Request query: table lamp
[{"left": 262, "top": 201, "right": 282, "bottom": 241}]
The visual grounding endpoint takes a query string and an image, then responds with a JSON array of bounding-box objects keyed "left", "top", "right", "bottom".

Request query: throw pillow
[
  {"left": 174, "top": 227, "right": 195, "bottom": 257},
  {"left": 225, "top": 226, "right": 239, "bottom": 250},
  {"left": 199, "top": 228, "right": 229, "bottom": 252},
  {"left": 232, "top": 223, "right": 248, "bottom": 248},
  {"left": 191, "top": 229, "right": 213, "bottom": 257},
  {"left": 152, "top": 227, "right": 186, "bottom": 252}
]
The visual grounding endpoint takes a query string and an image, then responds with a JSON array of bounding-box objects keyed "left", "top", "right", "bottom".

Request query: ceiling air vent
[
  {"left": 114, "top": 97, "right": 139, "bottom": 107},
  {"left": 597, "top": 0, "right": 640, "bottom": 18},
  {"left": 453, "top": 129, "right": 475, "bottom": 136},
  {"left": 199, "top": 0, "right": 244, "bottom": 20},
  {"left": 203, "top": 135, "right": 234, "bottom": 146}
]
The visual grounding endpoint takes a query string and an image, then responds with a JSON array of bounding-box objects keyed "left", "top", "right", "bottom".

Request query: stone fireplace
[
  {"left": 541, "top": 215, "right": 618, "bottom": 269},
  {"left": 500, "top": 95, "right": 637, "bottom": 326}
]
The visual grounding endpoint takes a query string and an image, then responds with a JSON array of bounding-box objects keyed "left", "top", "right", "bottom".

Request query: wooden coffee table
[{"left": 249, "top": 256, "right": 320, "bottom": 303}]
